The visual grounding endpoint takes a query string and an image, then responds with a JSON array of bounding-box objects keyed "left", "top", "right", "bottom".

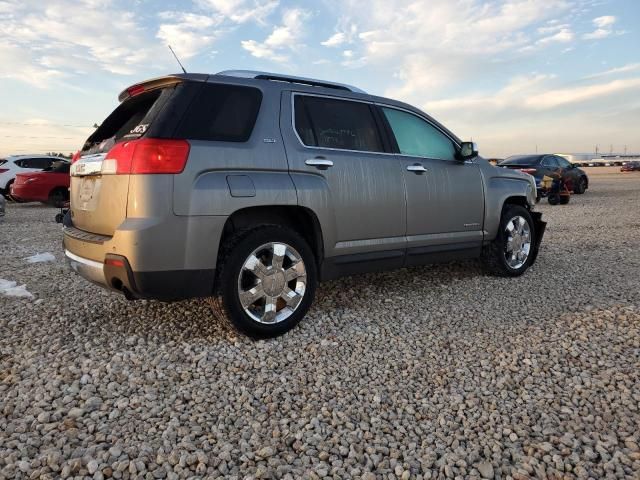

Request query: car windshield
[{"left": 500, "top": 156, "right": 541, "bottom": 165}]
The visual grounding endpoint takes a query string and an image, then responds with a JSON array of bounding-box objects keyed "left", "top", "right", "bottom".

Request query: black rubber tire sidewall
[
  {"left": 486, "top": 205, "right": 536, "bottom": 277},
  {"left": 574, "top": 177, "right": 586, "bottom": 194},
  {"left": 219, "top": 226, "right": 317, "bottom": 338}
]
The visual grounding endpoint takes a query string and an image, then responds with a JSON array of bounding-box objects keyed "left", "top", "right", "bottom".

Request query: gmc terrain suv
[{"left": 64, "top": 70, "right": 545, "bottom": 337}]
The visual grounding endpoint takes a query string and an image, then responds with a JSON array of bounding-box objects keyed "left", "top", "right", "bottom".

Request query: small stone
[{"left": 477, "top": 462, "right": 494, "bottom": 479}]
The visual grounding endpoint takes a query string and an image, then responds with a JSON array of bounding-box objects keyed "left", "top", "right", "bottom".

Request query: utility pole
[
  {"left": 610, "top": 144, "right": 613, "bottom": 155},
  {"left": 595, "top": 145, "right": 599, "bottom": 156},
  {"left": 624, "top": 145, "right": 627, "bottom": 155}
]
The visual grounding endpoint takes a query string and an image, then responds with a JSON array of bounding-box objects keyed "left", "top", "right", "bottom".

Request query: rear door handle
[
  {"left": 407, "top": 164, "right": 427, "bottom": 174},
  {"left": 305, "top": 157, "right": 334, "bottom": 170}
]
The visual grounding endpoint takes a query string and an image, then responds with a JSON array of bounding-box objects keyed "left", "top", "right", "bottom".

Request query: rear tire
[
  {"left": 548, "top": 194, "right": 560, "bottom": 205},
  {"left": 482, "top": 205, "right": 536, "bottom": 277},
  {"left": 559, "top": 195, "right": 570, "bottom": 205},
  {"left": 48, "top": 188, "right": 69, "bottom": 208},
  {"left": 218, "top": 225, "right": 317, "bottom": 338}
]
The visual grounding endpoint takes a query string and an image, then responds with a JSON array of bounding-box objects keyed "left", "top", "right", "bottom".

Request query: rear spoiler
[{"left": 117, "top": 73, "right": 209, "bottom": 103}]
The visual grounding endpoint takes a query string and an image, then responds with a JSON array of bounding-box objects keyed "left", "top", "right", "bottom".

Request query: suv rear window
[
  {"left": 81, "top": 88, "right": 173, "bottom": 155},
  {"left": 175, "top": 83, "right": 262, "bottom": 142},
  {"left": 294, "top": 95, "right": 383, "bottom": 152}
]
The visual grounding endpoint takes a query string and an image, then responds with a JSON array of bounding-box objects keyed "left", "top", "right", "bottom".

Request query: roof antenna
[{"left": 168, "top": 45, "right": 187, "bottom": 74}]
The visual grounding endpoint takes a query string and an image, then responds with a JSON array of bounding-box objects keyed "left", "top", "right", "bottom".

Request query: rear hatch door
[{"left": 70, "top": 78, "right": 189, "bottom": 236}]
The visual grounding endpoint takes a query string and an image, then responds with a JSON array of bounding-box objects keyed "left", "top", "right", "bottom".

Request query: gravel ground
[{"left": 1, "top": 172, "right": 639, "bottom": 480}]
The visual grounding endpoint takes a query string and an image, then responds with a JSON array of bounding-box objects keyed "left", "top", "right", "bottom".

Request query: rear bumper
[
  {"left": 9, "top": 183, "right": 48, "bottom": 202},
  {"left": 65, "top": 249, "right": 215, "bottom": 301}
]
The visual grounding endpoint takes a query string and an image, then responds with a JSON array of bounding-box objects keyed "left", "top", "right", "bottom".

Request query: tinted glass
[
  {"left": 382, "top": 108, "right": 456, "bottom": 160},
  {"left": 49, "top": 161, "right": 70, "bottom": 173},
  {"left": 176, "top": 83, "right": 262, "bottom": 142},
  {"left": 542, "top": 156, "right": 559, "bottom": 168},
  {"left": 555, "top": 156, "right": 571, "bottom": 168},
  {"left": 21, "top": 158, "right": 49, "bottom": 169},
  {"left": 295, "top": 96, "right": 383, "bottom": 152},
  {"left": 82, "top": 89, "right": 167, "bottom": 154},
  {"left": 500, "top": 156, "right": 542, "bottom": 166}
]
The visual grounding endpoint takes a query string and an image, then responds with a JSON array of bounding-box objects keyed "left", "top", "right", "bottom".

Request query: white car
[{"left": 0, "top": 155, "right": 63, "bottom": 198}]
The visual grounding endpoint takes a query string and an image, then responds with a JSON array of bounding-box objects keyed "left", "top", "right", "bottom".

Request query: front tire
[
  {"left": 483, "top": 205, "right": 536, "bottom": 277},
  {"left": 218, "top": 226, "right": 317, "bottom": 338},
  {"left": 573, "top": 177, "right": 587, "bottom": 194}
]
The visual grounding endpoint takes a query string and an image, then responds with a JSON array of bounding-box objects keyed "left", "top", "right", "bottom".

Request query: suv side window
[
  {"left": 294, "top": 95, "right": 383, "bottom": 152},
  {"left": 555, "top": 156, "right": 571, "bottom": 168},
  {"left": 382, "top": 107, "right": 457, "bottom": 160},
  {"left": 542, "top": 156, "right": 559, "bottom": 168},
  {"left": 175, "top": 83, "right": 262, "bottom": 142}
]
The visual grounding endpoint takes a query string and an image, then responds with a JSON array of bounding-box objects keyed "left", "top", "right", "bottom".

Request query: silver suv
[{"left": 64, "top": 70, "right": 545, "bottom": 337}]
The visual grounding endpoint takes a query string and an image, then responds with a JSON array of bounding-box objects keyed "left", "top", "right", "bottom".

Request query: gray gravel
[{"left": 1, "top": 172, "right": 640, "bottom": 479}]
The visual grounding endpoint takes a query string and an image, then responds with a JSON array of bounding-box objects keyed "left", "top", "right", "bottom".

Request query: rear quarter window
[{"left": 175, "top": 83, "right": 262, "bottom": 142}]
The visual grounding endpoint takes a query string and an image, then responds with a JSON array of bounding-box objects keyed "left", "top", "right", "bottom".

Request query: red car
[{"left": 10, "top": 160, "right": 70, "bottom": 207}]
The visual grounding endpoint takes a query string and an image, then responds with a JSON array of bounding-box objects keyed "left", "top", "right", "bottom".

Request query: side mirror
[{"left": 459, "top": 141, "right": 478, "bottom": 160}]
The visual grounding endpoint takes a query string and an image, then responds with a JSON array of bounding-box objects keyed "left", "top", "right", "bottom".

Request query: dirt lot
[{"left": 1, "top": 171, "right": 639, "bottom": 479}]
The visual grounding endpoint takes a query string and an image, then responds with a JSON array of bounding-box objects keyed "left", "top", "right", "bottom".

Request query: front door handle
[
  {"left": 305, "top": 157, "right": 334, "bottom": 170},
  {"left": 407, "top": 163, "right": 427, "bottom": 174}
]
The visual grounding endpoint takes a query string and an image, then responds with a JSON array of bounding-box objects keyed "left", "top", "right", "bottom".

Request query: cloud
[
  {"left": 585, "top": 63, "right": 640, "bottom": 79},
  {"left": 583, "top": 15, "right": 616, "bottom": 39},
  {"left": 198, "top": 0, "right": 279, "bottom": 24},
  {"left": 156, "top": 12, "right": 222, "bottom": 59},
  {"left": 593, "top": 15, "right": 616, "bottom": 28},
  {"left": 527, "top": 77, "right": 640, "bottom": 109},
  {"left": 424, "top": 74, "right": 640, "bottom": 116},
  {"left": 324, "top": 0, "right": 574, "bottom": 103},
  {"left": 321, "top": 32, "right": 346, "bottom": 47},
  {"left": 241, "top": 8, "right": 310, "bottom": 62},
  {"left": 321, "top": 23, "right": 358, "bottom": 48},
  {"left": 536, "top": 27, "right": 574, "bottom": 45},
  {"left": 0, "top": 0, "right": 170, "bottom": 81}
]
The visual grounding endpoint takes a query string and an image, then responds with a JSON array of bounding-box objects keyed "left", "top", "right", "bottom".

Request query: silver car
[{"left": 64, "top": 70, "right": 545, "bottom": 337}]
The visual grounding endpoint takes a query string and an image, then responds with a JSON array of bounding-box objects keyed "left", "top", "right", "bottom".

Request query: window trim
[
  {"left": 377, "top": 104, "right": 462, "bottom": 161},
  {"left": 291, "top": 92, "right": 390, "bottom": 155},
  {"left": 290, "top": 92, "right": 465, "bottom": 160},
  {"left": 291, "top": 91, "right": 395, "bottom": 155}
]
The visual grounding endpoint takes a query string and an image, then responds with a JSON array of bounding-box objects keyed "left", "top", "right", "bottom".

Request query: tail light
[
  {"left": 518, "top": 168, "right": 537, "bottom": 174},
  {"left": 104, "top": 138, "right": 190, "bottom": 175},
  {"left": 127, "top": 84, "right": 146, "bottom": 97},
  {"left": 71, "top": 151, "right": 81, "bottom": 164}
]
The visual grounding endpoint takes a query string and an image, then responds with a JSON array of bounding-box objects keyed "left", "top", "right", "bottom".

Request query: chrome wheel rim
[
  {"left": 504, "top": 215, "right": 532, "bottom": 269},
  {"left": 237, "top": 242, "right": 307, "bottom": 324}
]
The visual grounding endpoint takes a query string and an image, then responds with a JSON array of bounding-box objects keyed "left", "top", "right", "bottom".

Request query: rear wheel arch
[{"left": 217, "top": 205, "right": 324, "bottom": 271}]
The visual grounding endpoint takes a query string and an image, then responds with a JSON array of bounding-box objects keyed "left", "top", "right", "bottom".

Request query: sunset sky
[{"left": 0, "top": 0, "right": 638, "bottom": 158}]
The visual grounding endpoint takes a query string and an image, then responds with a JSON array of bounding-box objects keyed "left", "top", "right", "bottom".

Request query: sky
[{"left": 0, "top": 0, "right": 638, "bottom": 158}]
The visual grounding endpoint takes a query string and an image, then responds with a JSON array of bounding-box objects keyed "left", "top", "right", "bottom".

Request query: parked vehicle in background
[
  {"left": 621, "top": 161, "right": 640, "bottom": 172},
  {"left": 0, "top": 155, "right": 63, "bottom": 199},
  {"left": 498, "top": 154, "right": 589, "bottom": 197},
  {"left": 64, "top": 70, "right": 545, "bottom": 337},
  {"left": 10, "top": 160, "right": 70, "bottom": 207}
]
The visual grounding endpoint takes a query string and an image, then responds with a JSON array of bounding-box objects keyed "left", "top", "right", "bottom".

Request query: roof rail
[{"left": 216, "top": 70, "right": 367, "bottom": 94}]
